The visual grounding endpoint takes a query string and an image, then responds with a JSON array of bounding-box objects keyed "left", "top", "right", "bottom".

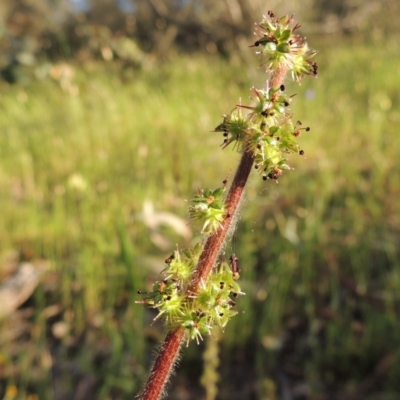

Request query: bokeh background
[{"left": 0, "top": 0, "right": 400, "bottom": 399}]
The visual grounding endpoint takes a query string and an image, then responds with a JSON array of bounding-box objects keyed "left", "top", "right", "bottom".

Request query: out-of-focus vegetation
[
  {"left": 0, "top": 1, "right": 400, "bottom": 399},
  {"left": 1, "top": 0, "right": 400, "bottom": 84}
]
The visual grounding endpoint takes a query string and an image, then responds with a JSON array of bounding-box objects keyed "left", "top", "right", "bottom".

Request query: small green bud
[
  {"left": 280, "top": 29, "right": 291, "bottom": 41},
  {"left": 214, "top": 108, "right": 249, "bottom": 149},
  {"left": 189, "top": 185, "right": 226, "bottom": 234},
  {"left": 277, "top": 43, "right": 290, "bottom": 54}
]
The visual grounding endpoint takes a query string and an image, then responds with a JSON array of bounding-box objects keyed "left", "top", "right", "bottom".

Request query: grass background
[{"left": 0, "top": 37, "right": 399, "bottom": 399}]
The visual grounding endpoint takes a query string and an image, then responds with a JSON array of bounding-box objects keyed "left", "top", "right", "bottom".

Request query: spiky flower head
[
  {"left": 253, "top": 10, "right": 318, "bottom": 82},
  {"left": 214, "top": 82, "right": 310, "bottom": 181},
  {"left": 214, "top": 107, "right": 250, "bottom": 150},
  {"left": 188, "top": 185, "right": 227, "bottom": 234},
  {"left": 137, "top": 247, "right": 245, "bottom": 346}
]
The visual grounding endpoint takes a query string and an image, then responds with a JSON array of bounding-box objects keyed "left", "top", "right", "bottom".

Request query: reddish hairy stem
[
  {"left": 269, "top": 64, "right": 288, "bottom": 88},
  {"left": 188, "top": 65, "right": 289, "bottom": 292},
  {"left": 140, "top": 328, "right": 186, "bottom": 400},
  {"left": 140, "top": 150, "right": 254, "bottom": 400},
  {"left": 187, "top": 148, "right": 254, "bottom": 292},
  {"left": 140, "top": 65, "right": 288, "bottom": 400}
]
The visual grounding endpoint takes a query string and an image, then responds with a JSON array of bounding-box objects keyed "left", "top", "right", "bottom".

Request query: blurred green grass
[{"left": 0, "top": 40, "right": 399, "bottom": 399}]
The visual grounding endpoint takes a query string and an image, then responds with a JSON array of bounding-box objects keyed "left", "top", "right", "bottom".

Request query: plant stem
[
  {"left": 140, "top": 65, "right": 288, "bottom": 400},
  {"left": 140, "top": 328, "right": 186, "bottom": 400},
  {"left": 139, "top": 149, "right": 254, "bottom": 400},
  {"left": 187, "top": 148, "right": 254, "bottom": 294}
]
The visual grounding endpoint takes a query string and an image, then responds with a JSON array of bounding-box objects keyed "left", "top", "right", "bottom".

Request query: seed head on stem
[{"left": 138, "top": 11, "right": 317, "bottom": 399}]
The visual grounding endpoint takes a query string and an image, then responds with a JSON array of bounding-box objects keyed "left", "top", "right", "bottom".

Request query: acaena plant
[{"left": 137, "top": 11, "right": 317, "bottom": 400}]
